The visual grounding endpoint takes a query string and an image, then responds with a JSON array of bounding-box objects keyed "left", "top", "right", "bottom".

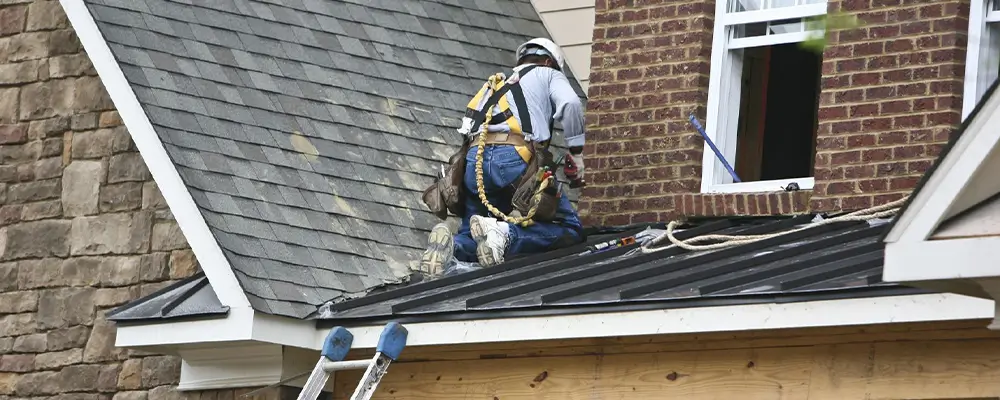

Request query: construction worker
[{"left": 419, "top": 38, "right": 587, "bottom": 276}]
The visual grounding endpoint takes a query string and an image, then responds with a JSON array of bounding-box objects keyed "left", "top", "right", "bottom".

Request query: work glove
[{"left": 564, "top": 151, "right": 585, "bottom": 188}]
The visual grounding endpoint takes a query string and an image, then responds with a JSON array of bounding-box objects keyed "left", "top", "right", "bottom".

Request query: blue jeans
[{"left": 453, "top": 144, "right": 584, "bottom": 263}]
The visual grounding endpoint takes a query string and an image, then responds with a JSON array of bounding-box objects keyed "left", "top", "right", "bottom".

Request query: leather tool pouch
[
  {"left": 422, "top": 139, "right": 470, "bottom": 220},
  {"left": 511, "top": 142, "right": 559, "bottom": 222}
]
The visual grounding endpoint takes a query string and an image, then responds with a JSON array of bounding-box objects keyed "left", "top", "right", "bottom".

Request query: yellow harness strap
[{"left": 465, "top": 73, "right": 531, "bottom": 163}]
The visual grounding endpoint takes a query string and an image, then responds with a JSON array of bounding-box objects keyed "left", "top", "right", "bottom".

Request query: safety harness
[
  {"left": 463, "top": 65, "right": 557, "bottom": 227},
  {"left": 461, "top": 65, "right": 537, "bottom": 163}
]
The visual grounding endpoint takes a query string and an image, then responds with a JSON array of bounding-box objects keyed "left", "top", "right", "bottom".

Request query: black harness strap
[
  {"left": 508, "top": 83, "right": 533, "bottom": 135},
  {"left": 466, "top": 65, "right": 538, "bottom": 135}
]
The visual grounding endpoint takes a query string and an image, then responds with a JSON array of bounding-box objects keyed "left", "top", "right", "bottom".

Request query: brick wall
[
  {"left": 810, "top": 0, "right": 968, "bottom": 211},
  {"left": 0, "top": 1, "right": 204, "bottom": 399},
  {"left": 579, "top": 0, "right": 968, "bottom": 226}
]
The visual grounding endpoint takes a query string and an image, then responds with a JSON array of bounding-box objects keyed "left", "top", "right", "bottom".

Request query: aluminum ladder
[{"left": 296, "top": 322, "right": 408, "bottom": 400}]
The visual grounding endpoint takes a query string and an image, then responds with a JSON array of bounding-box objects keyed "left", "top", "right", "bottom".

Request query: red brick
[
  {"left": 831, "top": 150, "right": 863, "bottom": 165},
  {"left": 842, "top": 195, "right": 874, "bottom": 210},
  {"left": 844, "top": 165, "right": 875, "bottom": 179},
  {"left": 880, "top": 100, "right": 912, "bottom": 114},
  {"left": 850, "top": 104, "right": 879, "bottom": 117},
  {"left": 854, "top": 42, "right": 885, "bottom": 56},
  {"left": 862, "top": 148, "right": 893, "bottom": 162},
  {"left": 858, "top": 179, "right": 889, "bottom": 192},
  {"left": 826, "top": 182, "right": 856, "bottom": 195},
  {"left": 889, "top": 176, "right": 921, "bottom": 190}
]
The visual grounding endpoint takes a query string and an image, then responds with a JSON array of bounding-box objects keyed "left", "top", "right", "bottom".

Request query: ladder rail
[{"left": 294, "top": 322, "right": 408, "bottom": 400}]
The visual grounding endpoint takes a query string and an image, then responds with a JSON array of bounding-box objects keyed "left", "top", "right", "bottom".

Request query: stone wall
[
  {"left": 578, "top": 0, "right": 967, "bottom": 225},
  {"left": 0, "top": 1, "right": 199, "bottom": 399}
]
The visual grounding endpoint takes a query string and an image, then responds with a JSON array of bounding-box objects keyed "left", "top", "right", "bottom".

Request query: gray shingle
[{"left": 88, "top": 0, "right": 583, "bottom": 320}]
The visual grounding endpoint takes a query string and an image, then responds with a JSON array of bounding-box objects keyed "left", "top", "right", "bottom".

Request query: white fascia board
[
  {"left": 885, "top": 80, "right": 1000, "bottom": 243},
  {"left": 114, "top": 307, "right": 257, "bottom": 351},
  {"left": 59, "top": 0, "right": 250, "bottom": 310},
  {"left": 114, "top": 307, "right": 320, "bottom": 351},
  {"left": 312, "top": 293, "right": 993, "bottom": 350},
  {"left": 885, "top": 238, "right": 1000, "bottom": 282}
]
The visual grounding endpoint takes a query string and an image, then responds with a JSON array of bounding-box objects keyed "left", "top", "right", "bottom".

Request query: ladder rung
[{"left": 322, "top": 359, "right": 372, "bottom": 372}]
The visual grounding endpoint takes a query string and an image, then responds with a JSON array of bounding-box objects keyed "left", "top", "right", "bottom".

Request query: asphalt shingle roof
[{"left": 84, "top": 0, "right": 587, "bottom": 318}]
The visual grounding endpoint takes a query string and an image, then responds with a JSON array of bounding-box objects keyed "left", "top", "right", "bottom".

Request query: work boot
[
  {"left": 418, "top": 223, "right": 454, "bottom": 278},
  {"left": 470, "top": 215, "right": 510, "bottom": 267}
]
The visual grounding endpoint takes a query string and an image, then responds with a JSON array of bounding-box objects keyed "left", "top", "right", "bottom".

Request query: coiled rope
[
  {"left": 640, "top": 195, "right": 910, "bottom": 254},
  {"left": 473, "top": 73, "right": 549, "bottom": 227}
]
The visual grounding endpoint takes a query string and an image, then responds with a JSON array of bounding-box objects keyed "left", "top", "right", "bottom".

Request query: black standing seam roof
[
  {"left": 106, "top": 273, "right": 231, "bottom": 323},
  {"left": 316, "top": 214, "right": 928, "bottom": 328}
]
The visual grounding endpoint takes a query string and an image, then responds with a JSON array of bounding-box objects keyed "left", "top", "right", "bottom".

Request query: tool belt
[
  {"left": 421, "top": 133, "right": 560, "bottom": 223},
  {"left": 509, "top": 139, "right": 559, "bottom": 224},
  {"left": 422, "top": 138, "right": 470, "bottom": 221}
]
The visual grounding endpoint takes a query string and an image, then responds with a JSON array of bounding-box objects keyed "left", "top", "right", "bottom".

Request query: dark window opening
[{"left": 733, "top": 42, "right": 822, "bottom": 182}]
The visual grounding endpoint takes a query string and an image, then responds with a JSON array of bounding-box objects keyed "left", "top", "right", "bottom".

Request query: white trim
[
  {"left": 884, "top": 81, "right": 1000, "bottom": 243},
  {"left": 114, "top": 307, "right": 318, "bottom": 351},
  {"left": 178, "top": 343, "right": 284, "bottom": 391},
  {"left": 704, "top": 177, "right": 814, "bottom": 194},
  {"left": 987, "top": 8, "right": 1000, "bottom": 23},
  {"left": 727, "top": 30, "right": 825, "bottom": 49},
  {"left": 321, "top": 293, "right": 993, "bottom": 349},
  {"left": 116, "top": 293, "right": 993, "bottom": 355},
  {"left": 885, "top": 238, "right": 1000, "bottom": 282},
  {"left": 964, "top": 0, "right": 986, "bottom": 119},
  {"left": 59, "top": 0, "right": 250, "bottom": 309},
  {"left": 720, "top": 3, "right": 826, "bottom": 26}
]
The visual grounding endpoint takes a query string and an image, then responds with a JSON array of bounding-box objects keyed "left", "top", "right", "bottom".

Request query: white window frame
[
  {"left": 702, "top": 0, "right": 828, "bottom": 194},
  {"left": 963, "top": 0, "right": 1000, "bottom": 120}
]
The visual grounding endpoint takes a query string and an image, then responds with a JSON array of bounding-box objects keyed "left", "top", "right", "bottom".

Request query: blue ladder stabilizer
[
  {"left": 296, "top": 321, "right": 409, "bottom": 400},
  {"left": 321, "top": 326, "right": 354, "bottom": 362},
  {"left": 376, "top": 321, "right": 408, "bottom": 361},
  {"left": 689, "top": 113, "right": 741, "bottom": 183}
]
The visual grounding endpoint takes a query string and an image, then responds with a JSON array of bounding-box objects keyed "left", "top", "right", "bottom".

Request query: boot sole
[
  {"left": 419, "top": 225, "right": 453, "bottom": 277},
  {"left": 470, "top": 217, "right": 502, "bottom": 267}
]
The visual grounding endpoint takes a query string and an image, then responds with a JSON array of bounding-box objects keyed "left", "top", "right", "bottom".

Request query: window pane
[
  {"left": 732, "top": 43, "right": 822, "bottom": 182},
  {"left": 728, "top": 0, "right": 824, "bottom": 13},
  {"left": 993, "top": 0, "right": 999, "bottom": 11},
  {"left": 733, "top": 18, "right": 806, "bottom": 39}
]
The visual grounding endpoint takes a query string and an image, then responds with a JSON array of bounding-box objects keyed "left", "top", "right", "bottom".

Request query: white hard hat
[{"left": 515, "top": 38, "right": 565, "bottom": 71}]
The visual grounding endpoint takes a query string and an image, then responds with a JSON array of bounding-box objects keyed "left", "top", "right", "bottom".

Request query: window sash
[
  {"left": 720, "top": 2, "right": 827, "bottom": 27},
  {"left": 702, "top": 0, "right": 828, "bottom": 191}
]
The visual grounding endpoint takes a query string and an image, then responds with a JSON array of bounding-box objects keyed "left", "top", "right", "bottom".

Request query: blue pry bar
[
  {"left": 688, "top": 113, "right": 741, "bottom": 183},
  {"left": 320, "top": 326, "right": 354, "bottom": 362},
  {"left": 375, "top": 321, "right": 408, "bottom": 361}
]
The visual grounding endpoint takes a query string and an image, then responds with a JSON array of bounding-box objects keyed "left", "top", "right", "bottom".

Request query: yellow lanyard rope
[{"left": 473, "top": 74, "right": 551, "bottom": 227}]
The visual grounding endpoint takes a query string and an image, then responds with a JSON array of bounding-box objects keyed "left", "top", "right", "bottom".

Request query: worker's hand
[{"left": 564, "top": 152, "right": 585, "bottom": 187}]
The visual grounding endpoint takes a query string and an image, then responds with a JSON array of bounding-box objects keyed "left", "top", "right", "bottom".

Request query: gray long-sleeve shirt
[{"left": 457, "top": 64, "right": 586, "bottom": 148}]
